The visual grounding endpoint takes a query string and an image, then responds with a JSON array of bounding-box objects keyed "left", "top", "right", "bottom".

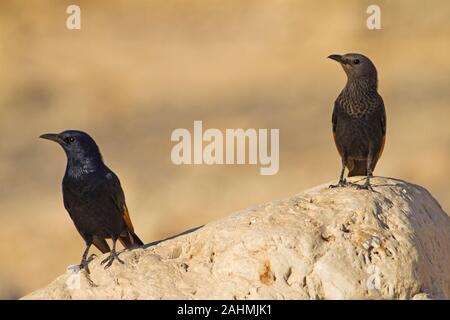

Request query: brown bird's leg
[
  {"left": 329, "top": 155, "right": 348, "bottom": 188},
  {"left": 354, "top": 156, "right": 374, "bottom": 191},
  {"left": 361, "top": 159, "right": 374, "bottom": 190},
  {"left": 101, "top": 238, "right": 125, "bottom": 269}
]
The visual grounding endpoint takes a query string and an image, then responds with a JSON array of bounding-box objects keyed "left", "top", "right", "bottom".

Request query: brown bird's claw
[
  {"left": 101, "top": 251, "right": 125, "bottom": 269},
  {"left": 329, "top": 179, "right": 348, "bottom": 188}
]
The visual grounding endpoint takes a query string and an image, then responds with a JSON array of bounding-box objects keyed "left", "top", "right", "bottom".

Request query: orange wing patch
[{"left": 122, "top": 204, "right": 135, "bottom": 232}]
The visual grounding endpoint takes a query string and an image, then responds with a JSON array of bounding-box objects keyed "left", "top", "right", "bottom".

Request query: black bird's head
[
  {"left": 328, "top": 53, "right": 377, "bottom": 82},
  {"left": 40, "top": 130, "right": 103, "bottom": 166}
]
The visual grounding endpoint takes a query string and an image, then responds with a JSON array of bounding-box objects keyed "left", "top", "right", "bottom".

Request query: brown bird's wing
[
  {"left": 370, "top": 96, "right": 386, "bottom": 171},
  {"left": 331, "top": 100, "right": 344, "bottom": 158},
  {"left": 332, "top": 100, "right": 365, "bottom": 175}
]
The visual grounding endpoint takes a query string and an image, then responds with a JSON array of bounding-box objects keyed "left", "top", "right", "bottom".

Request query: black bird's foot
[
  {"left": 329, "top": 179, "right": 348, "bottom": 188},
  {"left": 78, "top": 261, "right": 91, "bottom": 274},
  {"left": 77, "top": 253, "right": 97, "bottom": 274},
  {"left": 101, "top": 251, "right": 124, "bottom": 269},
  {"left": 87, "top": 253, "right": 97, "bottom": 262},
  {"left": 352, "top": 182, "right": 374, "bottom": 191}
]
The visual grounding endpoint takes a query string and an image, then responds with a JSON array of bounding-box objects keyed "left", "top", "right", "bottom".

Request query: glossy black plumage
[
  {"left": 40, "top": 130, "right": 143, "bottom": 272},
  {"left": 328, "top": 53, "right": 386, "bottom": 190}
]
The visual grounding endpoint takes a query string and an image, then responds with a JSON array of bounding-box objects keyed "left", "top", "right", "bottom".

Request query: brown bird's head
[{"left": 328, "top": 53, "right": 377, "bottom": 82}]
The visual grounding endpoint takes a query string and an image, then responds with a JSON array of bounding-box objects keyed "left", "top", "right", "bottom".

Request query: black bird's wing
[
  {"left": 105, "top": 171, "right": 144, "bottom": 249},
  {"left": 63, "top": 168, "right": 144, "bottom": 251}
]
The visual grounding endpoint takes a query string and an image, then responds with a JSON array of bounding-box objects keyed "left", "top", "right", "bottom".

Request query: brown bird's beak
[
  {"left": 328, "top": 54, "right": 347, "bottom": 65},
  {"left": 39, "top": 133, "right": 62, "bottom": 143}
]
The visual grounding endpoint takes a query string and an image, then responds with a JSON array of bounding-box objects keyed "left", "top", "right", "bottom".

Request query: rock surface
[{"left": 23, "top": 177, "right": 450, "bottom": 300}]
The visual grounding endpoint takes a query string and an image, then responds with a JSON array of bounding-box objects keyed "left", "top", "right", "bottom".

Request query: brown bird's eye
[
  {"left": 65, "top": 137, "right": 75, "bottom": 144},
  {"left": 353, "top": 59, "right": 360, "bottom": 65}
]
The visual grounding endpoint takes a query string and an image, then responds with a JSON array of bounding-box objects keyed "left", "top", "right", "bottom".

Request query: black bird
[
  {"left": 40, "top": 130, "right": 144, "bottom": 272},
  {"left": 328, "top": 53, "right": 386, "bottom": 190}
]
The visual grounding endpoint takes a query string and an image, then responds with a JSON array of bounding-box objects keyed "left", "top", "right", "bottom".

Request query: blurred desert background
[{"left": 0, "top": 0, "right": 449, "bottom": 298}]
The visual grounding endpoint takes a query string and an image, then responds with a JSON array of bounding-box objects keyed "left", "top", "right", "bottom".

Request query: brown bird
[{"left": 328, "top": 53, "right": 386, "bottom": 190}]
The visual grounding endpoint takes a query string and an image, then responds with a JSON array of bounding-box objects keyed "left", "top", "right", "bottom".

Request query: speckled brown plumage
[{"left": 328, "top": 53, "right": 386, "bottom": 190}]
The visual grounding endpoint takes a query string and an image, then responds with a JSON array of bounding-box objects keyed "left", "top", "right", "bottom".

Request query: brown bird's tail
[
  {"left": 348, "top": 160, "right": 367, "bottom": 177},
  {"left": 119, "top": 231, "right": 144, "bottom": 249}
]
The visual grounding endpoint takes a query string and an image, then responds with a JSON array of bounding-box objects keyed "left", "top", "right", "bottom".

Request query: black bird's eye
[
  {"left": 64, "top": 137, "right": 75, "bottom": 144},
  {"left": 353, "top": 59, "right": 360, "bottom": 65}
]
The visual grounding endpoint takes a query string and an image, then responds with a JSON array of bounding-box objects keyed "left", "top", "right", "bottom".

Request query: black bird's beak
[
  {"left": 39, "top": 133, "right": 62, "bottom": 143},
  {"left": 328, "top": 54, "right": 347, "bottom": 65}
]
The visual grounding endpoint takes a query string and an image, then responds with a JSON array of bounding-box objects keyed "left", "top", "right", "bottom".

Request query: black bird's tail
[
  {"left": 348, "top": 160, "right": 367, "bottom": 177},
  {"left": 119, "top": 231, "right": 144, "bottom": 249},
  {"left": 93, "top": 236, "right": 111, "bottom": 253}
]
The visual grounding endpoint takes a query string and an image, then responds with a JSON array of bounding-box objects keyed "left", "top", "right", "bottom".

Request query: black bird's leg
[
  {"left": 101, "top": 238, "right": 124, "bottom": 269},
  {"left": 79, "top": 237, "right": 93, "bottom": 274},
  {"left": 329, "top": 156, "right": 348, "bottom": 188}
]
